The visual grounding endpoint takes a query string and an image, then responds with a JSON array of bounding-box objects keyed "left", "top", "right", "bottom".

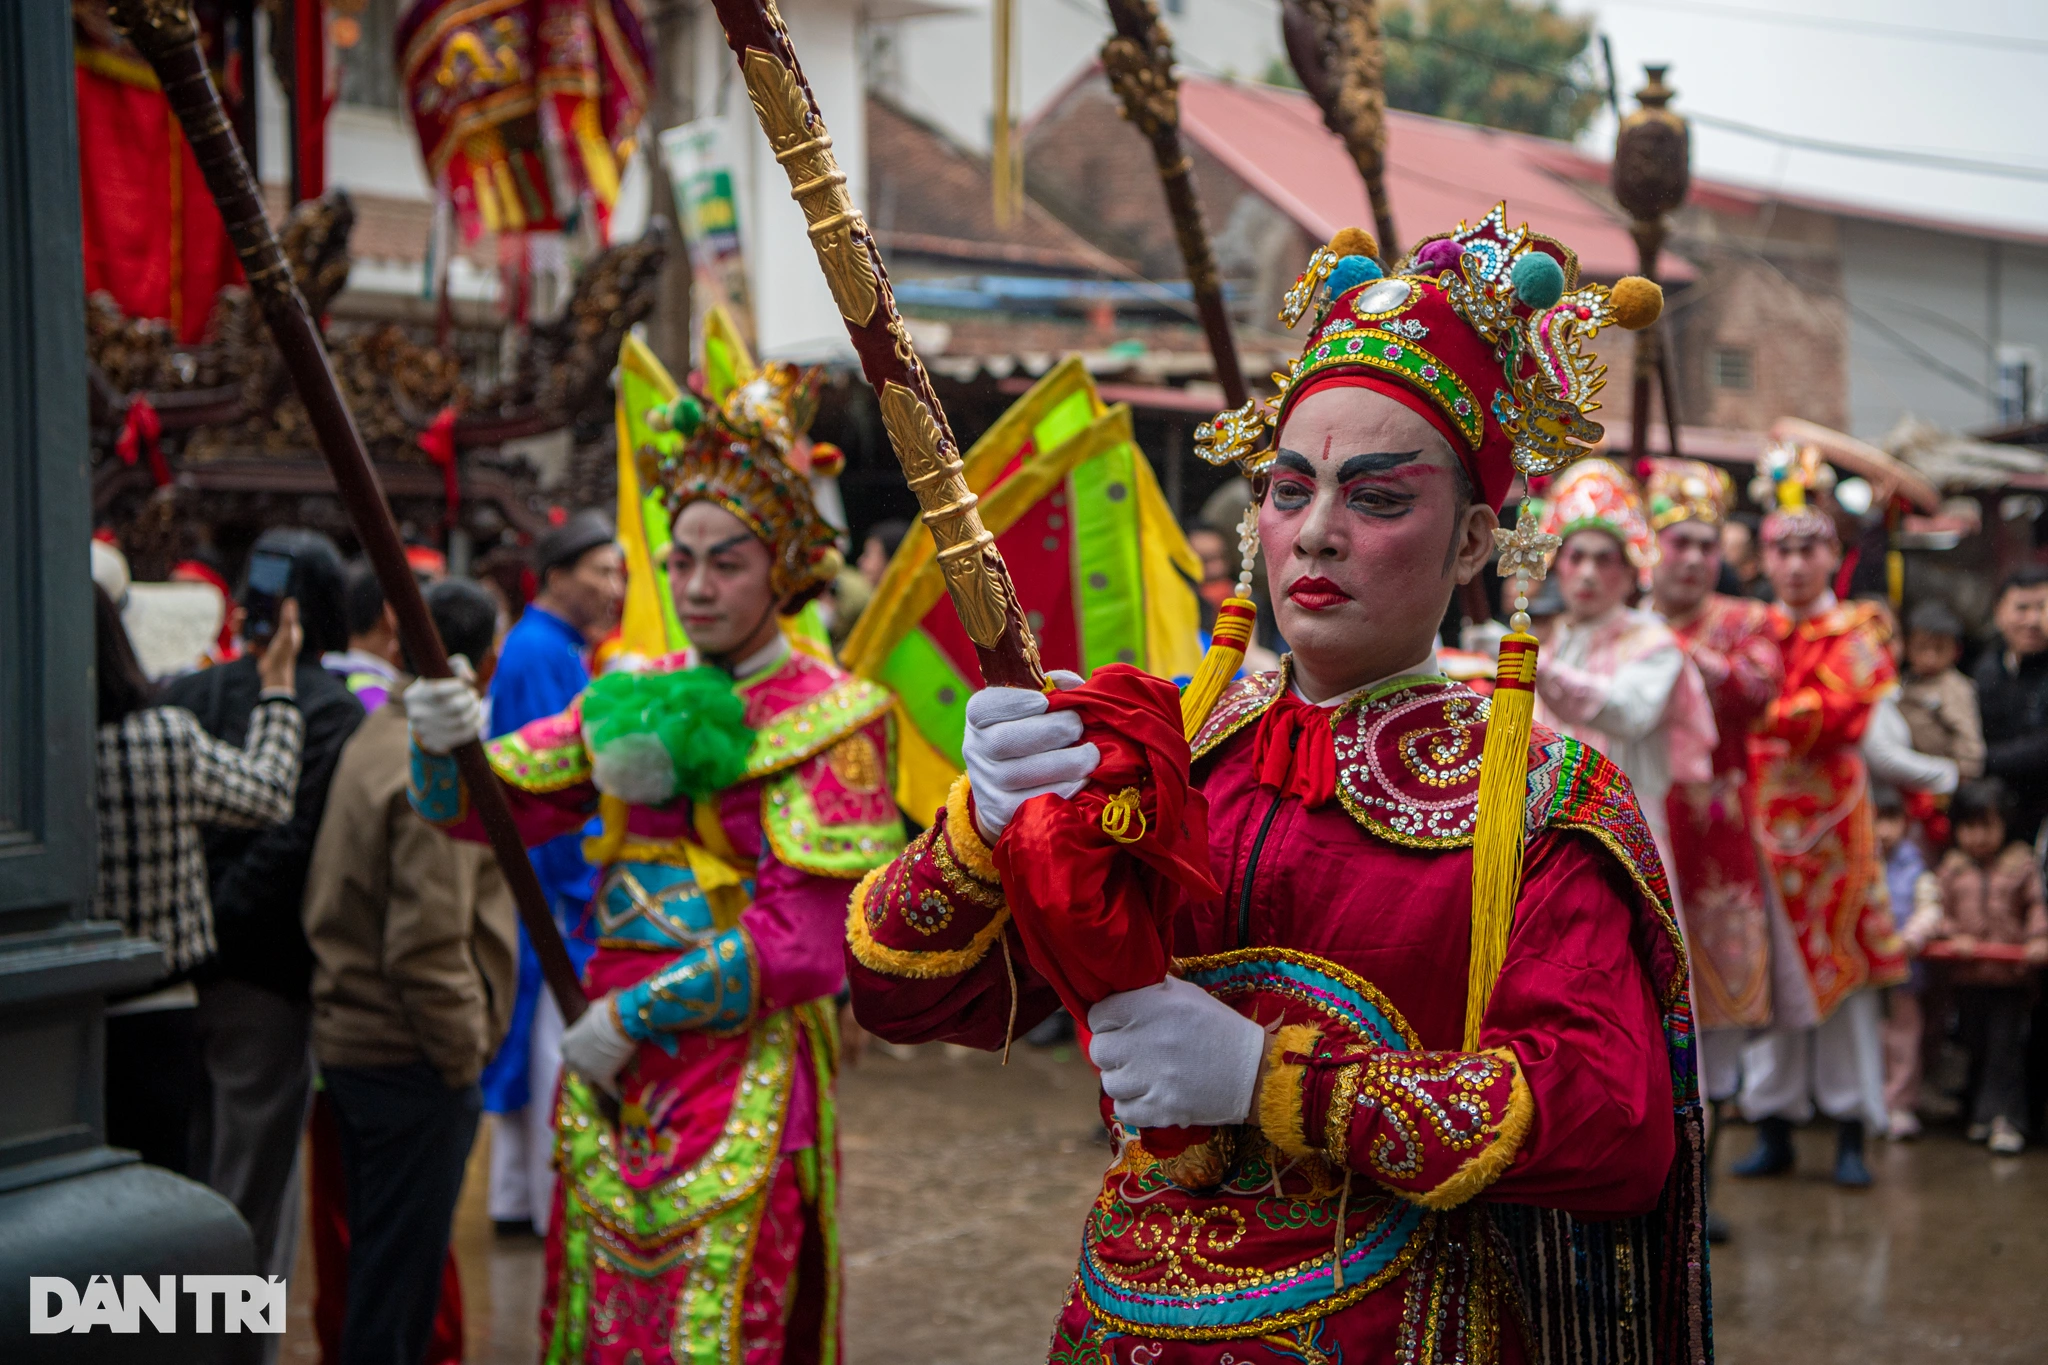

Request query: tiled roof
[
  {"left": 866, "top": 94, "right": 1130, "bottom": 276},
  {"left": 1172, "top": 77, "right": 1693, "bottom": 282}
]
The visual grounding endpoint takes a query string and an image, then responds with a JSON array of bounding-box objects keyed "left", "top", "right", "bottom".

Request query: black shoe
[
  {"left": 493, "top": 1218, "right": 540, "bottom": 1239},
  {"left": 1731, "top": 1117, "right": 1794, "bottom": 1177},
  {"left": 1705, "top": 1210, "right": 1732, "bottom": 1244},
  {"left": 1834, "top": 1120, "right": 1872, "bottom": 1188}
]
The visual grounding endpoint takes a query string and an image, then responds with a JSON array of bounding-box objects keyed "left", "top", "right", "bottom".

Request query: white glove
[
  {"left": 560, "top": 993, "right": 638, "bottom": 1096},
  {"left": 1087, "top": 976, "right": 1269, "bottom": 1129},
  {"left": 403, "top": 657, "right": 484, "bottom": 755},
  {"left": 961, "top": 670, "right": 1097, "bottom": 841}
]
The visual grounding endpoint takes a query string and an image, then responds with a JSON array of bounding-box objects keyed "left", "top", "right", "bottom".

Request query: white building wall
[
  {"left": 694, "top": 0, "right": 875, "bottom": 363},
  {"left": 1841, "top": 219, "right": 2048, "bottom": 439},
  {"left": 878, "top": 0, "right": 1284, "bottom": 155}
]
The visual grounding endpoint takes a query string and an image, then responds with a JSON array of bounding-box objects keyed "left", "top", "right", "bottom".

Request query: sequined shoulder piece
[
  {"left": 1190, "top": 668, "right": 1286, "bottom": 760},
  {"left": 1329, "top": 679, "right": 1494, "bottom": 846},
  {"left": 485, "top": 697, "right": 590, "bottom": 793},
  {"left": 742, "top": 674, "right": 898, "bottom": 781},
  {"left": 1323, "top": 684, "right": 1690, "bottom": 1008}
]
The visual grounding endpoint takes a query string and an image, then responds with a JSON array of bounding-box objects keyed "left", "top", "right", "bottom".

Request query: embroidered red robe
[
  {"left": 847, "top": 670, "right": 1706, "bottom": 1365},
  {"left": 1666, "top": 593, "right": 1784, "bottom": 1029},
  {"left": 1749, "top": 600, "right": 1909, "bottom": 1020}
]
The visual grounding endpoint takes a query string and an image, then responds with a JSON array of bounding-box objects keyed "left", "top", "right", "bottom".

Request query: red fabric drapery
[{"left": 75, "top": 58, "right": 242, "bottom": 343}]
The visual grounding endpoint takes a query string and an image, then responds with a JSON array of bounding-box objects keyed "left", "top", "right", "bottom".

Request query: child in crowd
[
  {"left": 1930, "top": 779, "right": 2048, "bottom": 1155},
  {"left": 1875, "top": 789, "right": 1942, "bottom": 1139},
  {"left": 1900, "top": 601, "right": 1985, "bottom": 779}
]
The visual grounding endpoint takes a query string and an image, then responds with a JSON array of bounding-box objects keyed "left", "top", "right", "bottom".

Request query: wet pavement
[{"left": 283, "top": 1040, "right": 2048, "bottom": 1363}]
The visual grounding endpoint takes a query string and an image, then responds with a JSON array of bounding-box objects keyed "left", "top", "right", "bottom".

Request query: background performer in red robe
[
  {"left": 848, "top": 210, "right": 1709, "bottom": 1365},
  {"left": 1734, "top": 461, "right": 1905, "bottom": 1188},
  {"left": 1645, "top": 459, "right": 1797, "bottom": 1110}
]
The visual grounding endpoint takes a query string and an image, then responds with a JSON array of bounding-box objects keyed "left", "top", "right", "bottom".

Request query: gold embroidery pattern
[
  {"left": 905, "top": 890, "right": 955, "bottom": 936},
  {"left": 1324, "top": 1062, "right": 1365, "bottom": 1163},
  {"left": 823, "top": 732, "right": 882, "bottom": 793}
]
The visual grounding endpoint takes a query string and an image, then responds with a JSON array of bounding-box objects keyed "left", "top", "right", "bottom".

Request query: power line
[
  {"left": 1372, "top": 28, "right": 2048, "bottom": 183},
  {"left": 1687, "top": 113, "right": 2048, "bottom": 184},
  {"left": 1595, "top": 0, "right": 2048, "bottom": 57}
]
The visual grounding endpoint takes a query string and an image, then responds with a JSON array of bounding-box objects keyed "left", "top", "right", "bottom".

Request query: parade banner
[
  {"left": 842, "top": 358, "right": 1204, "bottom": 821},
  {"left": 658, "top": 116, "right": 755, "bottom": 344}
]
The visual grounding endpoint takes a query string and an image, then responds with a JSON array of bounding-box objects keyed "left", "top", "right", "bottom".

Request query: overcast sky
[{"left": 1566, "top": 0, "right": 2048, "bottom": 235}]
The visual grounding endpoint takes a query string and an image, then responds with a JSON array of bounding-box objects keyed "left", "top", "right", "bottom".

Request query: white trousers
[
  {"left": 487, "top": 987, "right": 564, "bottom": 1233},
  {"left": 1698, "top": 1029, "right": 1747, "bottom": 1104},
  {"left": 1738, "top": 989, "right": 1886, "bottom": 1128}
]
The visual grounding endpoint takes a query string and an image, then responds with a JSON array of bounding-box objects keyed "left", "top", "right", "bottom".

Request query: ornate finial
[{"left": 1493, "top": 502, "right": 1559, "bottom": 633}]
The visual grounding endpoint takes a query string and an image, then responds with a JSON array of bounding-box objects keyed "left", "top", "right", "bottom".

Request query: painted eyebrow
[
  {"left": 1272, "top": 450, "right": 1316, "bottom": 477},
  {"left": 1337, "top": 450, "right": 1424, "bottom": 482},
  {"left": 672, "top": 532, "right": 756, "bottom": 557}
]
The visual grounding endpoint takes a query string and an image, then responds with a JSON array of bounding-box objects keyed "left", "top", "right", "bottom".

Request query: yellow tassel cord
[
  {"left": 1180, "top": 502, "right": 1265, "bottom": 742},
  {"left": 1180, "top": 597, "right": 1259, "bottom": 741},
  {"left": 1464, "top": 632, "right": 1538, "bottom": 1050},
  {"left": 582, "top": 792, "right": 633, "bottom": 866}
]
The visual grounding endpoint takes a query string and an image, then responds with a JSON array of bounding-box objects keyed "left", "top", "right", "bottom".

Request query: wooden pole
[
  {"left": 1102, "top": 0, "right": 1248, "bottom": 410},
  {"left": 106, "top": 0, "right": 589, "bottom": 1024},
  {"left": 1282, "top": 0, "right": 1398, "bottom": 261},
  {"left": 707, "top": 0, "right": 1045, "bottom": 689}
]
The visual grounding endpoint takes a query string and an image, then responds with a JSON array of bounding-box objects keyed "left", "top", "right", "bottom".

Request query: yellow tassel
[
  {"left": 1180, "top": 597, "right": 1259, "bottom": 741},
  {"left": 1465, "top": 632, "right": 1538, "bottom": 1050}
]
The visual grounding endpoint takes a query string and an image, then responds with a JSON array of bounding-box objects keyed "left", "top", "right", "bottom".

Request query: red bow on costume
[
  {"left": 116, "top": 395, "right": 171, "bottom": 487},
  {"left": 1250, "top": 691, "right": 1339, "bottom": 810},
  {"left": 418, "top": 405, "right": 461, "bottom": 528}
]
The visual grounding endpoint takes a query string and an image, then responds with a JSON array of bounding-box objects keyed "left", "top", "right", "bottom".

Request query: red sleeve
[
  {"left": 1254, "top": 829, "right": 1673, "bottom": 1217},
  {"left": 845, "top": 777, "right": 1062, "bottom": 1049},
  {"left": 1720, "top": 625, "right": 1784, "bottom": 731},
  {"left": 1763, "top": 624, "right": 1893, "bottom": 756}
]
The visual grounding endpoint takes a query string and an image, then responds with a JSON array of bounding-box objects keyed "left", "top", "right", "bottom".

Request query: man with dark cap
[
  {"left": 479, "top": 509, "right": 623, "bottom": 1235},
  {"left": 160, "top": 527, "right": 366, "bottom": 1320}
]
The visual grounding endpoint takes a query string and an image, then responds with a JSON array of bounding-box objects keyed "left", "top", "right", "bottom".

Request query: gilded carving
[
  {"left": 740, "top": 47, "right": 878, "bottom": 327},
  {"left": 876, "top": 382, "right": 1009, "bottom": 648}
]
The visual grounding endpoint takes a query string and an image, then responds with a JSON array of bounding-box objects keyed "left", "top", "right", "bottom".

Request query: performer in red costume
[
  {"left": 1644, "top": 460, "right": 1798, "bottom": 1109},
  {"left": 848, "top": 210, "right": 1709, "bottom": 1364},
  {"left": 1733, "top": 454, "right": 1904, "bottom": 1188}
]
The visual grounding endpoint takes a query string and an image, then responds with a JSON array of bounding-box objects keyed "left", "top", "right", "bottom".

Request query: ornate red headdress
[
  {"left": 1536, "top": 457, "right": 1658, "bottom": 583},
  {"left": 1196, "top": 204, "right": 1664, "bottom": 513}
]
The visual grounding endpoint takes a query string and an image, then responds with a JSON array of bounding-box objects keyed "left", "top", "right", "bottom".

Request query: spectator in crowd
[
  {"left": 1930, "top": 778, "right": 2048, "bottom": 1155},
  {"left": 305, "top": 579, "right": 515, "bottom": 1365},
  {"left": 94, "top": 584, "right": 304, "bottom": 1176},
  {"left": 1873, "top": 789, "right": 1942, "bottom": 1140},
  {"left": 857, "top": 516, "right": 909, "bottom": 588},
  {"left": 323, "top": 563, "right": 403, "bottom": 713},
  {"left": 159, "top": 528, "right": 366, "bottom": 1297},
  {"left": 1900, "top": 600, "right": 1985, "bottom": 779},
  {"left": 480, "top": 509, "right": 621, "bottom": 1236},
  {"left": 1975, "top": 564, "right": 2048, "bottom": 847},
  {"left": 1719, "top": 514, "right": 1772, "bottom": 601}
]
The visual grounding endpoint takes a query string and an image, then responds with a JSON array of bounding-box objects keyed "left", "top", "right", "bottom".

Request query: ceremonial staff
[
  {"left": 1101, "top": 0, "right": 1248, "bottom": 409},
  {"left": 708, "top": 0, "right": 1045, "bottom": 690},
  {"left": 104, "top": 0, "right": 589, "bottom": 1024},
  {"left": 1281, "top": 0, "right": 1398, "bottom": 261}
]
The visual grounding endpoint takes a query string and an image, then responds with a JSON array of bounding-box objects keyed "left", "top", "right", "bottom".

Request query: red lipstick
[{"left": 1286, "top": 575, "right": 1352, "bottom": 611}]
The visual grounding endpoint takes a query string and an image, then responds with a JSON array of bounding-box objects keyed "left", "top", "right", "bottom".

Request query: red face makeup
[{"left": 1258, "top": 385, "right": 1492, "bottom": 701}]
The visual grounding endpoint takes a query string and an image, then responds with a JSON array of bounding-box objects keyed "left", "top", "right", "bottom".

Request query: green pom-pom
[
  {"left": 581, "top": 666, "right": 751, "bottom": 805},
  {"left": 665, "top": 395, "right": 705, "bottom": 437},
  {"left": 1510, "top": 251, "right": 1566, "bottom": 310}
]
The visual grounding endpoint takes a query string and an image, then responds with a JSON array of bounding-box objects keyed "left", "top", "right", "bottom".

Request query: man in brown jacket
[{"left": 305, "top": 579, "right": 516, "bottom": 1365}]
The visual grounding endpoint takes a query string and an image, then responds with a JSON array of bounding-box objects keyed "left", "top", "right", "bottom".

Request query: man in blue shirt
[{"left": 481, "top": 510, "right": 624, "bottom": 1235}]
